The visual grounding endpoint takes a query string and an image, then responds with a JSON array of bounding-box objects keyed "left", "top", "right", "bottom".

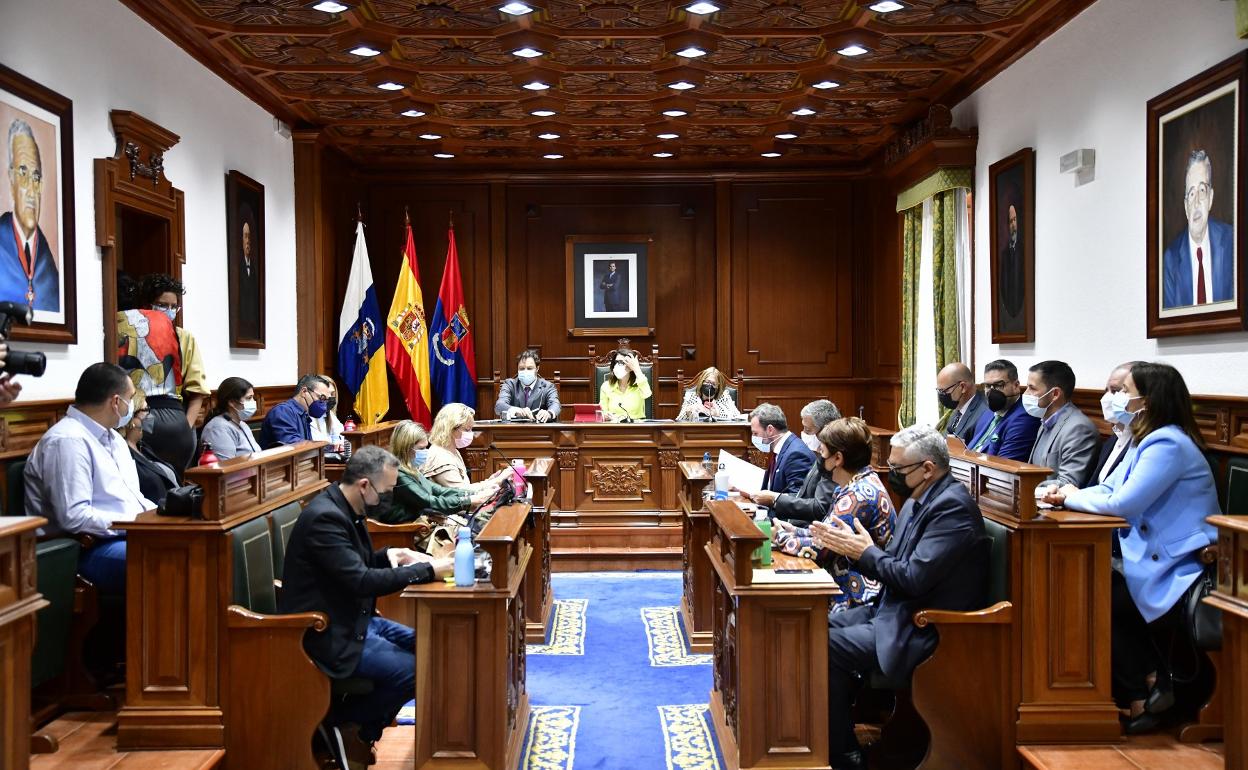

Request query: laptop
[{"left": 570, "top": 403, "right": 602, "bottom": 423}]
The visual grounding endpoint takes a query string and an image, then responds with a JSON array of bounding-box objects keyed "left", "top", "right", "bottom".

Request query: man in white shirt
[{"left": 26, "top": 362, "right": 155, "bottom": 595}]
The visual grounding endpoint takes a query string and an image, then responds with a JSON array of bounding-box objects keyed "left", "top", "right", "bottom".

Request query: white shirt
[
  {"left": 770, "top": 431, "right": 790, "bottom": 456},
  {"left": 25, "top": 406, "right": 155, "bottom": 538},
  {"left": 1099, "top": 424, "right": 1133, "bottom": 485},
  {"left": 1188, "top": 229, "right": 1213, "bottom": 303}
]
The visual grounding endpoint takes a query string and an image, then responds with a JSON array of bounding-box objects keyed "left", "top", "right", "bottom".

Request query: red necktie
[
  {"left": 765, "top": 451, "right": 776, "bottom": 487},
  {"left": 1196, "top": 246, "right": 1207, "bottom": 304}
]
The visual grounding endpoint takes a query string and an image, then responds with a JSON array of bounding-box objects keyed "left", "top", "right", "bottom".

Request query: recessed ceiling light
[
  {"left": 811, "top": 80, "right": 840, "bottom": 90},
  {"left": 433, "top": 153, "right": 455, "bottom": 159},
  {"left": 791, "top": 107, "right": 816, "bottom": 116},
  {"left": 653, "top": 152, "right": 674, "bottom": 158},
  {"left": 530, "top": 109, "right": 557, "bottom": 117},
  {"left": 311, "top": 1, "right": 349, "bottom": 13},
  {"left": 761, "top": 152, "right": 782, "bottom": 158},
  {"left": 667, "top": 80, "right": 697, "bottom": 91},
  {"left": 537, "top": 132, "right": 561, "bottom": 140},
  {"left": 499, "top": 1, "right": 533, "bottom": 14},
  {"left": 656, "top": 133, "right": 680, "bottom": 140},
  {"left": 349, "top": 45, "right": 381, "bottom": 57},
  {"left": 543, "top": 154, "right": 564, "bottom": 159},
  {"left": 775, "top": 132, "right": 798, "bottom": 140},
  {"left": 419, "top": 133, "right": 442, "bottom": 140},
  {"left": 512, "top": 47, "right": 544, "bottom": 58},
  {"left": 685, "top": 1, "right": 719, "bottom": 14},
  {"left": 400, "top": 109, "right": 426, "bottom": 118},
  {"left": 869, "top": 1, "right": 905, "bottom": 12},
  {"left": 662, "top": 109, "right": 689, "bottom": 117},
  {"left": 523, "top": 80, "right": 550, "bottom": 91},
  {"left": 675, "top": 46, "right": 708, "bottom": 58},
  {"left": 376, "top": 81, "right": 405, "bottom": 91},
  {"left": 838, "top": 44, "right": 869, "bottom": 57}
]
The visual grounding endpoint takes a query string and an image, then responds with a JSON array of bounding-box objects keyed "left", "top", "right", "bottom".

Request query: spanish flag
[
  {"left": 385, "top": 214, "right": 434, "bottom": 428},
  {"left": 337, "top": 220, "right": 389, "bottom": 426}
]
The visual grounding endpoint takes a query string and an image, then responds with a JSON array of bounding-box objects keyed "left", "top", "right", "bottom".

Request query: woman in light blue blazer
[{"left": 1044, "top": 362, "right": 1217, "bottom": 732}]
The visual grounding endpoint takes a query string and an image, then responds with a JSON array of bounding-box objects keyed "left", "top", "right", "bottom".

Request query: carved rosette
[
  {"left": 462, "top": 449, "right": 488, "bottom": 472},
  {"left": 507, "top": 592, "right": 526, "bottom": 730},
  {"left": 658, "top": 450, "right": 682, "bottom": 469},
  {"left": 590, "top": 464, "right": 644, "bottom": 497},
  {"left": 556, "top": 450, "right": 579, "bottom": 470}
]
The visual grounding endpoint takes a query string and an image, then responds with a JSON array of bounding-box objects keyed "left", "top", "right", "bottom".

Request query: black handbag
[
  {"left": 160, "top": 484, "right": 204, "bottom": 519},
  {"left": 1184, "top": 563, "right": 1221, "bottom": 652}
]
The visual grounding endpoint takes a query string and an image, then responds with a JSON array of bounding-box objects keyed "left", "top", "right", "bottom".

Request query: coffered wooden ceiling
[{"left": 122, "top": 0, "right": 1093, "bottom": 170}]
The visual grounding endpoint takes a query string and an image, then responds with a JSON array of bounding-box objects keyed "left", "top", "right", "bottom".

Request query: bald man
[{"left": 936, "top": 362, "right": 986, "bottom": 444}]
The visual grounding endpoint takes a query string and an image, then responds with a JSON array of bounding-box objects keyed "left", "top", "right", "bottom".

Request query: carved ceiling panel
[{"left": 127, "top": 0, "right": 1093, "bottom": 169}]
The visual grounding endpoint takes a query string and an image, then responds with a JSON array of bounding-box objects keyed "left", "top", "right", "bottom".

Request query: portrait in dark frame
[
  {"left": 989, "top": 147, "right": 1035, "bottom": 343},
  {"left": 226, "top": 170, "right": 265, "bottom": 348}
]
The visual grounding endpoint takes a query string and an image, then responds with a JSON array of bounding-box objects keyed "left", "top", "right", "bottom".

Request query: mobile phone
[{"left": 774, "top": 568, "right": 812, "bottom": 574}]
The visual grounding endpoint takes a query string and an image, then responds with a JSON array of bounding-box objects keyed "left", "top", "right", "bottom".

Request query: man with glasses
[
  {"left": 1, "top": 118, "right": 60, "bottom": 311},
  {"left": 966, "top": 358, "right": 1039, "bottom": 461},
  {"left": 260, "top": 373, "right": 333, "bottom": 449},
  {"left": 935, "top": 362, "right": 986, "bottom": 444},
  {"left": 1162, "top": 149, "right": 1234, "bottom": 309}
]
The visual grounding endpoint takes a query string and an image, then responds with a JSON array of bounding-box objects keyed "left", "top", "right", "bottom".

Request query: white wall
[
  {"left": 954, "top": 0, "right": 1248, "bottom": 395},
  {"left": 0, "top": 0, "right": 297, "bottom": 399}
]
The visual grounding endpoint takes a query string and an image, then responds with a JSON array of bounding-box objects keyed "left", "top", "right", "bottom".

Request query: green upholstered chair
[
  {"left": 589, "top": 341, "right": 657, "bottom": 420},
  {"left": 231, "top": 516, "right": 279, "bottom": 615},
  {"left": 1224, "top": 456, "right": 1247, "bottom": 515},
  {"left": 269, "top": 501, "right": 303, "bottom": 579},
  {"left": 7, "top": 458, "right": 28, "bottom": 516}
]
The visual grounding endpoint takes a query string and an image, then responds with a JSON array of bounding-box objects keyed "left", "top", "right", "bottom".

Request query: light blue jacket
[{"left": 1065, "top": 425, "right": 1218, "bottom": 622}]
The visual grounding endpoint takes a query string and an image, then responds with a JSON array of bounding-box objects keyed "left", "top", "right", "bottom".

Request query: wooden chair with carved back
[
  {"left": 490, "top": 367, "right": 563, "bottom": 420},
  {"left": 589, "top": 338, "right": 658, "bottom": 419},
  {"left": 675, "top": 367, "right": 745, "bottom": 416}
]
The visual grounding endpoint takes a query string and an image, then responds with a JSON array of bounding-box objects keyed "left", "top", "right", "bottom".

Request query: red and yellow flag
[{"left": 384, "top": 216, "right": 434, "bottom": 428}]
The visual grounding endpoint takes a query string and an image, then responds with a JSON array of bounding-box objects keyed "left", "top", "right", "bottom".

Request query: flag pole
[
  {"left": 404, "top": 205, "right": 410, "bottom": 227},
  {"left": 448, "top": 209, "right": 454, "bottom": 230},
  {"left": 356, "top": 202, "right": 363, "bottom": 223}
]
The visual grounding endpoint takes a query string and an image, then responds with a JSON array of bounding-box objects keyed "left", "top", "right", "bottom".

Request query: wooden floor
[{"left": 1019, "top": 733, "right": 1225, "bottom": 770}]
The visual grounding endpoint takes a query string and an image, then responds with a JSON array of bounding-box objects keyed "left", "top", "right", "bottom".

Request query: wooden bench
[{"left": 0, "top": 516, "right": 49, "bottom": 770}]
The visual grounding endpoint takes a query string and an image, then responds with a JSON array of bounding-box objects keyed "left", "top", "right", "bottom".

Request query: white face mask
[
  {"left": 1021, "top": 389, "right": 1053, "bottom": 419},
  {"left": 752, "top": 435, "right": 773, "bottom": 453},
  {"left": 1109, "top": 391, "right": 1141, "bottom": 426},
  {"left": 1100, "top": 391, "right": 1117, "bottom": 423},
  {"left": 612, "top": 364, "right": 628, "bottom": 380},
  {"left": 238, "top": 398, "right": 257, "bottom": 420},
  {"left": 800, "top": 432, "right": 821, "bottom": 452},
  {"left": 116, "top": 396, "right": 135, "bottom": 430},
  {"left": 454, "top": 430, "right": 475, "bottom": 449}
]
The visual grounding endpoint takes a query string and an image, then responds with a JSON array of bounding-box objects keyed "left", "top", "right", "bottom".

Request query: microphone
[{"left": 616, "top": 402, "right": 634, "bottom": 424}]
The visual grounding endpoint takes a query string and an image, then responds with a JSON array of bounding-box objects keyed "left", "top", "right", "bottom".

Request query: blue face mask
[
  {"left": 152, "top": 305, "right": 178, "bottom": 322},
  {"left": 517, "top": 369, "right": 537, "bottom": 387},
  {"left": 412, "top": 448, "right": 429, "bottom": 467}
]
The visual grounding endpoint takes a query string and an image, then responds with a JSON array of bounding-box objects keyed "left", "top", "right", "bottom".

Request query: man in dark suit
[
  {"left": 599, "top": 261, "right": 626, "bottom": 311},
  {"left": 749, "top": 402, "right": 815, "bottom": 496},
  {"left": 812, "top": 426, "right": 988, "bottom": 770},
  {"left": 279, "top": 446, "right": 451, "bottom": 767},
  {"left": 1024, "top": 360, "right": 1099, "bottom": 489},
  {"left": 494, "top": 348, "right": 561, "bottom": 422},
  {"left": 1, "top": 119, "right": 59, "bottom": 312},
  {"left": 998, "top": 202, "right": 1024, "bottom": 333},
  {"left": 743, "top": 399, "right": 841, "bottom": 526},
  {"left": 936, "top": 362, "right": 987, "bottom": 445},
  {"left": 236, "top": 211, "right": 260, "bottom": 340},
  {"left": 968, "top": 359, "right": 1040, "bottom": 461},
  {"left": 1162, "top": 150, "right": 1235, "bottom": 309}
]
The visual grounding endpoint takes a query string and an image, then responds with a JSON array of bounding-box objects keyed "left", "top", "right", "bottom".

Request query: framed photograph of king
[
  {"left": 565, "top": 234, "right": 654, "bottom": 337},
  {"left": 1147, "top": 51, "right": 1247, "bottom": 338},
  {"left": 0, "top": 64, "right": 76, "bottom": 343},
  {"left": 226, "top": 170, "right": 265, "bottom": 348},
  {"left": 988, "top": 147, "right": 1035, "bottom": 344}
]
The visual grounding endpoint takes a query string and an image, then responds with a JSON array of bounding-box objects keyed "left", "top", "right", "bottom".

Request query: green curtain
[
  {"left": 931, "top": 189, "right": 961, "bottom": 371},
  {"left": 897, "top": 205, "right": 922, "bottom": 428}
]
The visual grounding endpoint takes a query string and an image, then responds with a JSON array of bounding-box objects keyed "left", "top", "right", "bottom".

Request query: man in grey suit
[
  {"left": 936, "top": 362, "right": 987, "bottom": 445},
  {"left": 1024, "top": 360, "right": 1099, "bottom": 489},
  {"left": 740, "top": 399, "right": 841, "bottom": 525},
  {"left": 495, "top": 349, "right": 561, "bottom": 423}
]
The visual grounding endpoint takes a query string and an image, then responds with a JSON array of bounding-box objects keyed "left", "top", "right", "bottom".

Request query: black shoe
[
  {"left": 1144, "top": 669, "right": 1174, "bottom": 715},
  {"left": 831, "top": 750, "right": 867, "bottom": 770},
  {"left": 1123, "top": 710, "right": 1163, "bottom": 736}
]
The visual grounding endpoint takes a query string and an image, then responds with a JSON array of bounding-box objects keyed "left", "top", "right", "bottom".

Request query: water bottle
[
  {"left": 714, "top": 461, "right": 730, "bottom": 499},
  {"left": 754, "top": 509, "right": 773, "bottom": 567},
  {"left": 511, "top": 458, "right": 528, "bottom": 499},
  {"left": 198, "top": 441, "right": 219, "bottom": 466},
  {"left": 454, "top": 528, "right": 475, "bottom": 587},
  {"left": 702, "top": 451, "right": 713, "bottom": 475}
]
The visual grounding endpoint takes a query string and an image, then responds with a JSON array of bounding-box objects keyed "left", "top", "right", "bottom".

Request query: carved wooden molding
[
  {"left": 1072, "top": 388, "right": 1248, "bottom": 454},
  {"left": 658, "top": 450, "right": 682, "bottom": 469},
  {"left": 556, "top": 450, "right": 579, "bottom": 470},
  {"left": 590, "top": 463, "right": 645, "bottom": 497}
]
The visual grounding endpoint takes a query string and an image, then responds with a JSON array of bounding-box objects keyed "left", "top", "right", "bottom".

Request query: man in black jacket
[
  {"left": 811, "top": 426, "right": 988, "bottom": 770},
  {"left": 279, "top": 445, "right": 452, "bottom": 762}
]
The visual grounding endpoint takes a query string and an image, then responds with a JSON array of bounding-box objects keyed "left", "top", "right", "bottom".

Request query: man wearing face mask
[
  {"left": 25, "top": 363, "right": 156, "bottom": 596},
  {"left": 811, "top": 426, "right": 988, "bottom": 770},
  {"left": 935, "top": 362, "right": 987, "bottom": 444},
  {"left": 739, "top": 399, "right": 840, "bottom": 525},
  {"left": 308, "top": 375, "right": 347, "bottom": 460},
  {"left": 747, "top": 402, "right": 815, "bottom": 497},
  {"left": 966, "top": 358, "right": 1040, "bottom": 461},
  {"left": 495, "top": 349, "right": 561, "bottom": 423},
  {"left": 280, "top": 446, "right": 452, "bottom": 767},
  {"left": 1024, "top": 360, "right": 1099, "bottom": 489},
  {"left": 260, "top": 373, "right": 333, "bottom": 449},
  {"left": 1089, "top": 362, "right": 1144, "bottom": 486}
]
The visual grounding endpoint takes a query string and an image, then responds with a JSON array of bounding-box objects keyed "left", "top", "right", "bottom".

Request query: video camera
[{"left": 0, "top": 301, "right": 47, "bottom": 377}]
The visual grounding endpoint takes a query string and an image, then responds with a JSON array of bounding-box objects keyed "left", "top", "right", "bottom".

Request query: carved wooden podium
[
  {"left": 1206, "top": 515, "right": 1247, "bottom": 769},
  {"left": 404, "top": 502, "right": 532, "bottom": 770},
  {"left": 678, "top": 460, "right": 715, "bottom": 653},
  {"left": 115, "top": 441, "right": 327, "bottom": 750},
  {"left": 0, "top": 516, "right": 48, "bottom": 770}
]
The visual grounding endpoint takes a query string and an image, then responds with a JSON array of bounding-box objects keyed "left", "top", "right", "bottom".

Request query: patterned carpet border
[
  {"left": 658, "top": 704, "right": 720, "bottom": 770},
  {"left": 641, "top": 607, "right": 712, "bottom": 667},
  {"left": 528, "top": 598, "right": 588, "bottom": 656},
  {"left": 521, "top": 705, "right": 581, "bottom": 770}
]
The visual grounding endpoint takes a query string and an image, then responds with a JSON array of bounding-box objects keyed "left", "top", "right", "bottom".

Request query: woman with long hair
[
  {"left": 200, "top": 376, "right": 263, "bottom": 460},
  {"left": 372, "top": 420, "right": 497, "bottom": 524}
]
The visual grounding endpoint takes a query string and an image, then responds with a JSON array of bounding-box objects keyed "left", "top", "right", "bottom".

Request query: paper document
[
  {"left": 717, "top": 450, "right": 764, "bottom": 495},
  {"left": 751, "top": 568, "right": 837, "bottom": 586}
]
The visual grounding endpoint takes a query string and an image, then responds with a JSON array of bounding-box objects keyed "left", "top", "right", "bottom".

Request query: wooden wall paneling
[
  {"left": 715, "top": 180, "right": 733, "bottom": 370},
  {"left": 294, "top": 130, "right": 327, "bottom": 377}
]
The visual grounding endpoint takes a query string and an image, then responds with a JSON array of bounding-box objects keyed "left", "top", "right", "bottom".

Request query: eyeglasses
[
  {"left": 935, "top": 383, "right": 961, "bottom": 396},
  {"left": 1185, "top": 182, "right": 1212, "bottom": 205},
  {"left": 887, "top": 461, "right": 923, "bottom": 475},
  {"left": 12, "top": 165, "right": 42, "bottom": 188},
  {"left": 984, "top": 380, "right": 1010, "bottom": 392}
]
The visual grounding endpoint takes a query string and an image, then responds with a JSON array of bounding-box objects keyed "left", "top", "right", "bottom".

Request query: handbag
[
  {"left": 1183, "top": 563, "right": 1221, "bottom": 652},
  {"left": 160, "top": 484, "right": 204, "bottom": 519}
]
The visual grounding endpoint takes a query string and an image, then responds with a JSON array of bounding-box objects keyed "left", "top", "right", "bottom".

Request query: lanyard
[{"left": 9, "top": 219, "right": 37, "bottom": 305}]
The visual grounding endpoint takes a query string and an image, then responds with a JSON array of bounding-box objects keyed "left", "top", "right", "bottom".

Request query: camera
[{"left": 0, "top": 301, "right": 47, "bottom": 377}]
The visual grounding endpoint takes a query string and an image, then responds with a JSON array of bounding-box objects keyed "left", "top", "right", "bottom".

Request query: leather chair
[
  {"left": 589, "top": 340, "right": 658, "bottom": 419},
  {"left": 675, "top": 368, "right": 745, "bottom": 411},
  {"left": 269, "top": 500, "right": 303, "bottom": 579}
]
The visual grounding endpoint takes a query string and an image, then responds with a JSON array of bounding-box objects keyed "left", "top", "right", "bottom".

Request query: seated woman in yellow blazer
[{"left": 598, "top": 349, "right": 651, "bottom": 421}]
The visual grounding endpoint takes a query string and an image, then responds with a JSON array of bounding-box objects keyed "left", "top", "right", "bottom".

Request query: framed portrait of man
[
  {"left": 989, "top": 147, "right": 1035, "bottom": 343},
  {"left": 0, "top": 64, "right": 76, "bottom": 343},
  {"left": 564, "top": 234, "right": 653, "bottom": 337},
  {"left": 226, "top": 170, "right": 265, "bottom": 348},
  {"left": 1147, "top": 51, "right": 1246, "bottom": 338}
]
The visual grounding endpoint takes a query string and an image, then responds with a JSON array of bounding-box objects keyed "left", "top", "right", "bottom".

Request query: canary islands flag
[
  {"left": 385, "top": 218, "right": 434, "bottom": 428},
  {"left": 429, "top": 225, "right": 476, "bottom": 409},
  {"left": 338, "top": 220, "right": 389, "bottom": 426}
]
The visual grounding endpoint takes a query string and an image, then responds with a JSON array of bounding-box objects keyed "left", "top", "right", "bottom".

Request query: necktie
[
  {"left": 1196, "top": 246, "right": 1207, "bottom": 304},
  {"left": 765, "top": 451, "right": 776, "bottom": 489},
  {"left": 522, "top": 386, "right": 531, "bottom": 408},
  {"left": 970, "top": 414, "right": 1001, "bottom": 451},
  {"left": 948, "top": 410, "right": 962, "bottom": 433}
]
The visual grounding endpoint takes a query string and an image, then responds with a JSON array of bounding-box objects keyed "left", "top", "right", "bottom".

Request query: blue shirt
[{"left": 260, "top": 398, "right": 312, "bottom": 449}]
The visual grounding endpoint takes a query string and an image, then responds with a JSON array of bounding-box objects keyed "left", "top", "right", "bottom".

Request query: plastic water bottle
[
  {"left": 714, "top": 461, "right": 730, "bottom": 499},
  {"left": 754, "top": 509, "right": 773, "bottom": 567},
  {"left": 511, "top": 458, "right": 528, "bottom": 499},
  {"left": 454, "top": 528, "right": 475, "bottom": 587},
  {"left": 702, "top": 451, "right": 713, "bottom": 475}
]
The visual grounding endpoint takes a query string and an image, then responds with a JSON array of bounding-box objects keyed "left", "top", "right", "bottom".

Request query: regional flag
[
  {"left": 385, "top": 217, "right": 434, "bottom": 428},
  {"left": 337, "top": 220, "right": 389, "bottom": 426},
  {"left": 429, "top": 224, "right": 477, "bottom": 408}
]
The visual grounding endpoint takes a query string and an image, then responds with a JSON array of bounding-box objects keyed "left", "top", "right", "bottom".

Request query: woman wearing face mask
[
  {"left": 121, "top": 391, "right": 180, "bottom": 507},
  {"left": 598, "top": 350, "right": 651, "bottom": 422},
  {"left": 420, "top": 403, "right": 513, "bottom": 490},
  {"left": 676, "top": 367, "right": 743, "bottom": 422},
  {"left": 1042, "top": 362, "right": 1218, "bottom": 733},
  {"left": 200, "top": 376, "right": 263, "bottom": 461},
  {"left": 370, "top": 421, "right": 499, "bottom": 525},
  {"left": 773, "top": 417, "right": 897, "bottom": 612}
]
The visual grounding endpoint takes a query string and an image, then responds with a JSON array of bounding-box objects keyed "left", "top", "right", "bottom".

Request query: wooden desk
[
  {"left": 704, "top": 500, "right": 836, "bottom": 770},
  {"left": 115, "top": 441, "right": 328, "bottom": 750},
  {"left": 404, "top": 503, "right": 531, "bottom": 770},
  {"left": 1206, "top": 515, "right": 1247, "bottom": 769},
  {"left": 0, "top": 516, "right": 48, "bottom": 770},
  {"left": 342, "top": 420, "right": 398, "bottom": 454},
  {"left": 678, "top": 461, "right": 715, "bottom": 653},
  {"left": 468, "top": 421, "right": 757, "bottom": 570}
]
